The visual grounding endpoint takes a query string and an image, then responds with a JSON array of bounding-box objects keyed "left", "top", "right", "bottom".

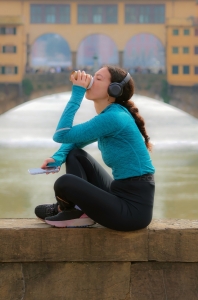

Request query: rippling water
[{"left": 0, "top": 92, "right": 198, "bottom": 219}]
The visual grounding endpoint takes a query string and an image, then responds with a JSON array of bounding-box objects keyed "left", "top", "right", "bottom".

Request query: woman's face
[{"left": 85, "top": 67, "right": 111, "bottom": 101}]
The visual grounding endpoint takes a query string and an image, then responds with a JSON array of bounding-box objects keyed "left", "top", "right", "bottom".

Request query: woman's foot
[
  {"left": 45, "top": 209, "right": 95, "bottom": 228},
  {"left": 35, "top": 203, "right": 59, "bottom": 221}
]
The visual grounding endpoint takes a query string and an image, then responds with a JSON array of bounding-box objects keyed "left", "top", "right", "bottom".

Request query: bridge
[{"left": 0, "top": 73, "right": 198, "bottom": 118}]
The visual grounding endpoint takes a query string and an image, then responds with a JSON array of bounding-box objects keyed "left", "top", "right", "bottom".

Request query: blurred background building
[{"left": 0, "top": 0, "right": 198, "bottom": 100}]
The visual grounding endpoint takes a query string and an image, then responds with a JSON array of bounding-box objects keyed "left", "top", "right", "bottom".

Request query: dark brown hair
[{"left": 106, "top": 65, "right": 152, "bottom": 151}]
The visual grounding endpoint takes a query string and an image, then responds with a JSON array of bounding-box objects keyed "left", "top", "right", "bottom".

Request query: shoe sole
[{"left": 45, "top": 217, "right": 95, "bottom": 228}]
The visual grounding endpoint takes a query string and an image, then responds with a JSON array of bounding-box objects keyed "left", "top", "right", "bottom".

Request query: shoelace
[{"left": 46, "top": 204, "right": 57, "bottom": 216}]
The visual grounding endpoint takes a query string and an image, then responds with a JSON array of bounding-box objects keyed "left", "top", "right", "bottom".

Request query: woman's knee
[
  {"left": 67, "top": 148, "right": 85, "bottom": 161},
  {"left": 65, "top": 148, "right": 88, "bottom": 179},
  {"left": 54, "top": 174, "right": 77, "bottom": 192}
]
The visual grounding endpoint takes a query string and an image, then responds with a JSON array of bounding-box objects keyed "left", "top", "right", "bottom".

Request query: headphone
[{"left": 108, "top": 72, "right": 131, "bottom": 98}]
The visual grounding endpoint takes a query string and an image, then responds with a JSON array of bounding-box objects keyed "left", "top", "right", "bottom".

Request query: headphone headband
[{"left": 119, "top": 73, "right": 131, "bottom": 87}]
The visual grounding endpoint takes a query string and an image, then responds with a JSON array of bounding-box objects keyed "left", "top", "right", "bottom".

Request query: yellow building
[
  {"left": 167, "top": 16, "right": 198, "bottom": 86},
  {"left": 0, "top": 0, "right": 197, "bottom": 87}
]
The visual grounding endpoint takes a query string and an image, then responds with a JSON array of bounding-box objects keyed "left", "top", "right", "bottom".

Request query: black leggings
[{"left": 54, "top": 148, "right": 155, "bottom": 231}]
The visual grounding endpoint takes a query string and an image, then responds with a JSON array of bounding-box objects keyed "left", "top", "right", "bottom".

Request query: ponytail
[{"left": 124, "top": 100, "right": 152, "bottom": 151}]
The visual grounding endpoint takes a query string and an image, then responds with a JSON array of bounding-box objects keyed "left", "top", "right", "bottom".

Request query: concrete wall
[
  {"left": 0, "top": 219, "right": 198, "bottom": 300},
  {"left": 0, "top": 73, "right": 72, "bottom": 115},
  {"left": 169, "top": 85, "right": 198, "bottom": 118},
  {"left": 0, "top": 83, "right": 22, "bottom": 113}
]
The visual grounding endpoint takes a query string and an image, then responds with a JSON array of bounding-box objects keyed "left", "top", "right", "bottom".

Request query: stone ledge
[
  {"left": 0, "top": 262, "right": 131, "bottom": 300},
  {"left": 0, "top": 219, "right": 148, "bottom": 262},
  {"left": 130, "top": 262, "right": 198, "bottom": 300},
  {"left": 0, "top": 219, "right": 198, "bottom": 262},
  {"left": 149, "top": 219, "right": 198, "bottom": 262},
  {"left": 1, "top": 219, "right": 198, "bottom": 300}
]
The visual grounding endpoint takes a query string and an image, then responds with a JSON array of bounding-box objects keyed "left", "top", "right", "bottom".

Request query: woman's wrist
[
  {"left": 72, "top": 85, "right": 86, "bottom": 92},
  {"left": 70, "top": 85, "right": 86, "bottom": 104}
]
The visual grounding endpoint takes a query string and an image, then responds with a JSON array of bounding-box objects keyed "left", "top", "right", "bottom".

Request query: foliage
[
  {"left": 22, "top": 78, "right": 34, "bottom": 96},
  {"left": 160, "top": 79, "right": 170, "bottom": 104}
]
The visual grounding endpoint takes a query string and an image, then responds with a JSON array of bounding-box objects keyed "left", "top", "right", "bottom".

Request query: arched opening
[
  {"left": 30, "top": 33, "right": 71, "bottom": 72},
  {"left": 77, "top": 34, "right": 118, "bottom": 71},
  {"left": 124, "top": 33, "right": 165, "bottom": 74}
]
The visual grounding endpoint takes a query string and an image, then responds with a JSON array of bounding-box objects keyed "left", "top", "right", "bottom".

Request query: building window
[
  {"left": 172, "top": 66, "right": 179, "bottom": 74},
  {"left": 183, "top": 66, "right": 189, "bottom": 74},
  {"left": 195, "top": 28, "right": 198, "bottom": 36},
  {"left": 183, "top": 47, "right": 189, "bottom": 54},
  {"left": 0, "top": 66, "right": 18, "bottom": 74},
  {"left": 195, "top": 66, "right": 198, "bottom": 74},
  {"left": 31, "top": 5, "right": 42, "bottom": 23},
  {"left": 125, "top": 4, "right": 165, "bottom": 24},
  {"left": 31, "top": 4, "right": 70, "bottom": 24},
  {"left": 0, "top": 27, "right": 16, "bottom": 35},
  {"left": 0, "top": 28, "right": 5, "bottom": 34},
  {"left": 78, "top": 5, "right": 117, "bottom": 24},
  {"left": 59, "top": 6, "right": 70, "bottom": 23},
  {"left": 195, "top": 46, "right": 198, "bottom": 54},
  {"left": 45, "top": 5, "right": 56, "bottom": 23},
  {"left": 184, "top": 29, "right": 190, "bottom": 35},
  {"left": 172, "top": 47, "right": 179, "bottom": 54},
  {"left": 2, "top": 45, "right": 17, "bottom": 53},
  {"left": 173, "top": 29, "right": 179, "bottom": 35}
]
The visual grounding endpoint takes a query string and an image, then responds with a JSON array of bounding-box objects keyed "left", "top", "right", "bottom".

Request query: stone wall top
[{"left": 0, "top": 218, "right": 198, "bottom": 263}]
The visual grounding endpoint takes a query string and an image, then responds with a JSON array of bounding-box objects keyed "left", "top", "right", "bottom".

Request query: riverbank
[
  {"left": 0, "top": 219, "right": 198, "bottom": 300},
  {"left": 0, "top": 73, "right": 198, "bottom": 118}
]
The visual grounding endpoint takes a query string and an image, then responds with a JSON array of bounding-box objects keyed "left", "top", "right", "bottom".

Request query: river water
[{"left": 0, "top": 92, "right": 198, "bottom": 219}]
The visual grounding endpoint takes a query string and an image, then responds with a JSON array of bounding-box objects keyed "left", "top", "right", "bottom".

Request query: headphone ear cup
[{"left": 108, "top": 83, "right": 123, "bottom": 98}]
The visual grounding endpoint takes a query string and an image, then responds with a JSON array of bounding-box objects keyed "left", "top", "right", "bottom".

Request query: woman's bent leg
[
  {"left": 53, "top": 174, "right": 154, "bottom": 231},
  {"left": 66, "top": 148, "right": 113, "bottom": 192},
  {"left": 46, "top": 149, "right": 154, "bottom": 231},
  {"left": 55, "top": 148, "right": 113, "bottom": 211}
]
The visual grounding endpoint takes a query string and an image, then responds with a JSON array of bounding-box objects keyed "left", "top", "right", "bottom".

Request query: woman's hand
[
  {"left": 41, "top": 158, "right": 60, "bottom": 174},
  {"left": 70, "top": 70, "right": 91, "bottom": 89}
]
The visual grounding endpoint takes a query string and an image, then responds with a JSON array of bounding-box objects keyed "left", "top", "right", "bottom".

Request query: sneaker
[
  {"left": 45, "top": 208, "right": 95, "bottom": 228},
  {"left": 35, "top": 203, "right": 59, "bottom": 221}
]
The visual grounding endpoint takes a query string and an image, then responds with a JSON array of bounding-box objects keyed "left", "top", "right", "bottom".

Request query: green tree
[
  {"left": 22, "top": 78, "right": 34, "bottom": 96},
  {"left": 160, "top": 79, "right": 170, "bottom": 104}
]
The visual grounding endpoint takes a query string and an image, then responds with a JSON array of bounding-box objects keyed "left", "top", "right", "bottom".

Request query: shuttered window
[
  {"left": 2, "top": 45, "right": 17, "bottom": 53},
  {"left": 0, "top": 66, "right": 18, "bottom": 74},
  {"left": 0, "top": 27, "right": 16, "bottom": 34}
]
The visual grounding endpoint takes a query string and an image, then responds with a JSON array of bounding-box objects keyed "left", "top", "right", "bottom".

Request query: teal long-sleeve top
[{"left": 49, "top": 85, "right": 155, "bottom": 180}]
